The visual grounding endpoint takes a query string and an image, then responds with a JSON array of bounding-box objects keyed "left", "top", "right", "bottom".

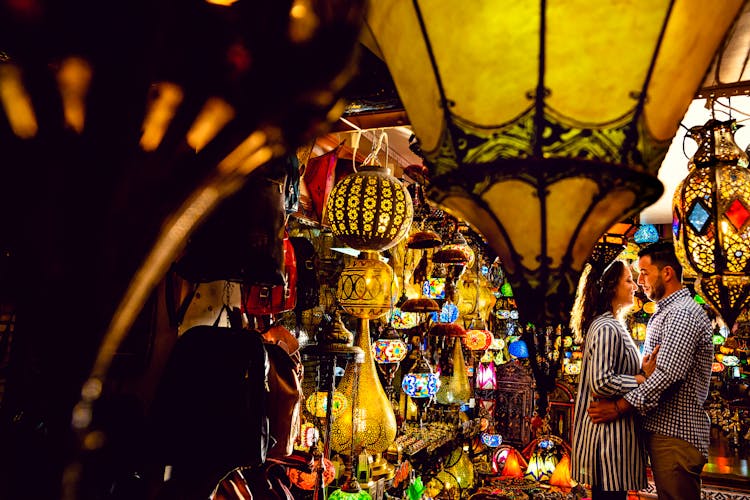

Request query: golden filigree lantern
[
  {"left": 673, "top": 118, "right": 750, "bottom": 328},
  {"left": 363, "top": 0, "right": 743, "bottom": 415},
  {"left": 337, "top": 252, "right": 397, "bottom": 319},
  {"left": 325, "top": 135, "right": 413, "bottom": 252}
]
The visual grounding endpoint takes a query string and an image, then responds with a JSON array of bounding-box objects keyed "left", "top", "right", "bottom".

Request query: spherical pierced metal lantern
[
  {"left": 325, "top": 165, "right": 413, "bottom": 251},
  {"left": 673, "top": 118, "right": 750, "bottom": 328}
]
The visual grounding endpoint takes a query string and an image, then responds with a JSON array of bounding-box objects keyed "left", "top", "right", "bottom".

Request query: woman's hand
[{"left": 641, "top": 344, "right": 660, "bottom": 378}]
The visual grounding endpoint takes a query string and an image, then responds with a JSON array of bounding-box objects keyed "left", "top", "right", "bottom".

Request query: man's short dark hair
[{"left": 638, "top": 240, "right": 683, "bottom": 280}]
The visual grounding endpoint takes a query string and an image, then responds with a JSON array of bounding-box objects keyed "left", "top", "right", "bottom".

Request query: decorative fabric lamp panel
[{"left": 364, "top": 0, "right": 743, "bottom": 326}]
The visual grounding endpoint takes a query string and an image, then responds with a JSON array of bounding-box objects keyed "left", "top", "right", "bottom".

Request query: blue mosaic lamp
[{"left": 633, "top": 224, "right": 659, "bottom": 244}]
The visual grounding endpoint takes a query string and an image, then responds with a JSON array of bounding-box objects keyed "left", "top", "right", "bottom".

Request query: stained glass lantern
[
  {"left": 508, "top": 339, "right": 529, "bottom": 359},
  {"left": 634, "top": 224, "right": 660, "bottom": 244},
  {"left": 465, "top": 327, "right": 494, "bottom": 351},
  {"left": 373, "top": 325, "right": 408, "bottom": 402},
  {"left": 337, "top": 251, "right": 397, "bottom": 319},
  {"left": 674, "top": 118, "right": 750, "bottom": 328},
  {"left": 712, "top": 361, "right": 725, "bottom": 373},
  {"left": 306, "top": 391, "right": 348, "bottom": 418},
  {"left": 481, "top": 433, "right": 503, "bottom": 448},
  {"left": 430, "top": 302, "right": 460, "bottom": 324},
  {"left": 548, "top": 455, "right": 575, "bottom": 488},
  {"left": 325, "top": 161, "right": 413, "bottom": 252},
  {"left": 373, "top": 326, "right": 408, "bottom": 364},
  {"left": 475, "top": 363, "right": 497, "bottom": 390},
  {"left": 401, "top": 355, "right": 441, "bottom": 399},
  {"left": 423, "top": 277, "right": 447, "bottom": 299},
  {"left": 387, "top": 307, "right": 419, "bottom": 329},
  {"left": 723, "top": 355, "right": 740, "bottom": 367},
  {"left": 493, "top": 446, "right": 528, "bottom": 478}
]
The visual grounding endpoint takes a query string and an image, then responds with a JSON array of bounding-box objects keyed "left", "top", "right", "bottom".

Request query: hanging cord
[{"left": 361, "top": 129, "right": 389, "bottom": 171}]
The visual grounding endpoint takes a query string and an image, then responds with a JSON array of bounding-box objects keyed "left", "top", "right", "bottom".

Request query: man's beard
[{"left": 646, "top": 276, "right": 666, "bottom": 301}]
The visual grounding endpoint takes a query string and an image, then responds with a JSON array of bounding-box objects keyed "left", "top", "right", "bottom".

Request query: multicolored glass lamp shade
[
  {"left": 373, "top": 325, "right": 408, "bottom": 401},
  {"left": 363, "top": 1, "right": 742, "bottom": 329},
  {"left": 634, "top": 223, "right": 659, "bottom": 244},
  {"left": 305, "top": 391, "right": 348, "bottom": 419},
  {"left": 465, "top": 327, "right": 494, "bottom": 351},
  {"left": 401, "top": 354, "right": 441, "bottom": 399},
  {"left": 337, "top": 251, "right": 397, "bottom": 319},
  {"left": 673, "top": 118, "right": 750, "bottom": 328},
  {"left": 373, "top": 326, "right": 408, "bottom": 364},
  {"left": 508, "top": 339, "right": 529, "bottom": 358},
  {"left": 325, "top": 160, "right": 413, "bottom": 252}
]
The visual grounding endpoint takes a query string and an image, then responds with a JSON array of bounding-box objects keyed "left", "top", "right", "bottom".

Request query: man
[{"left": 588, "top": 241, "right": 713, "bottom": 500}]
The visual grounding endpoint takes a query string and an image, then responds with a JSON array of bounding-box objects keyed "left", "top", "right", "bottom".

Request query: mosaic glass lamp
[
  {"left": 633, "top": 223, "right": 659, "bottom": 244},
  {"left": 401, "top": 353, "right": 441, "bottom": 402},
  {"left": 373, "top": 324, "right": 408, "bottom": 403},
  {"left": 673, "top": 118, "right": 750, "bottom": 328}
]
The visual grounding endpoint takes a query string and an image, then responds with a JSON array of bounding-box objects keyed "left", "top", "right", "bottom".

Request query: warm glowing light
[
  {"left": 216, "top": 130, "right": 268, "bottom": 174},
  {"left": 56, "top": 57, "right": 92, "bottom": 134},
  {"left": 140, "top": 82, "right": 183, "bottom": 151},
  {"left": 186, "top": 97, "right": 236, "bottom": 151},
  {"left": 0, "top": 64, "right": 38, "bottom": 138}
]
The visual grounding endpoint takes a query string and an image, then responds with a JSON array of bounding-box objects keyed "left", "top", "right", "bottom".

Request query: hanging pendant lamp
[{"left": 363, "top": 0, "right": 743, "bottom": 416}]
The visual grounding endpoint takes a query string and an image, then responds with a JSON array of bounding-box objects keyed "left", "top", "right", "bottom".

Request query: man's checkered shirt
[{"left": 623, "top": 288, "right": 714, "bottom": 458}]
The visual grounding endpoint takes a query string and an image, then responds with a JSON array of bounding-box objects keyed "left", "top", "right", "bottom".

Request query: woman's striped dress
[{"left": 571, "top": 312, "right": 647, "bottom": 491}]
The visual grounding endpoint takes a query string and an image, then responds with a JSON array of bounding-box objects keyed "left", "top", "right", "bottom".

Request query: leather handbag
[{"left": 243, "top": 236, "right": 297, "bottom": 316}]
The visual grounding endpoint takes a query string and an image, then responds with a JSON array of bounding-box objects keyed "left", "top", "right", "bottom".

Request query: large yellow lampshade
[
  {"left": 673, "top": 118, "right": 750, "bottom": 328},
  {"left": 363, "top": 1, "right": 743, "bottom": 327}
]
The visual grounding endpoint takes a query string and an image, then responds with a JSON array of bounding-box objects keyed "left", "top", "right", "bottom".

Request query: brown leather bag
[{"left": 263, "top": 328, "right": 303, "bottom": 458}]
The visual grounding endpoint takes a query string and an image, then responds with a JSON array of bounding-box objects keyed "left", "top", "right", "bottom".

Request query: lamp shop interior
[{"left": 2, "top": 1, "right": 750, "bottom": 499}]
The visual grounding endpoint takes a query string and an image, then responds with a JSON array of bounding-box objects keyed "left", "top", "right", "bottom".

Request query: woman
[{"left": 570, "top": 260, "right": 657, "bottom": 500}]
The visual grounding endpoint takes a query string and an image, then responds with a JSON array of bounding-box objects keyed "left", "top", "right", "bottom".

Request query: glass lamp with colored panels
[
  {"left": 673, "top": 118, "right": 750, "bottom": 329},
  {"left": 372, "top": 324, "right": 408, "bottom": 404}
]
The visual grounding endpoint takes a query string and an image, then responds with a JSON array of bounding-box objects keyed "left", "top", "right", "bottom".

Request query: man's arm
[{"left": 622, "top": 308, "right": 699, "bottom": 414}]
